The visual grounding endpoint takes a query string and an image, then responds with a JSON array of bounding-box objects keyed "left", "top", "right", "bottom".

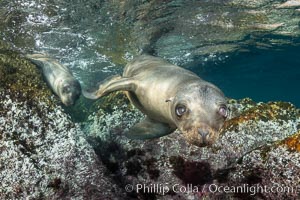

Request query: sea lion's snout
[
  {"left": 177, "top": 108, "right": 226, "bottom": 147},
  {"left": 198, "top": 128, "right": 209, "bottom": 142},
  {"left": 61, "top": 92, "right": 80, "bottom": 106},
  {"left": 62, "top": 99, "right": 75, "bottom": 106},
  {"left": 180, "top": 124, "right": 219, "bottom": 147},
  {"left": 59, "top": 81, "right": 81, "bottom": 106}
]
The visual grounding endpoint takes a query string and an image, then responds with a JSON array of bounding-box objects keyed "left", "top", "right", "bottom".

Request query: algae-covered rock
[
  {"left": 0, "top": 41, "right": 55, "bottom": 107},
  {"left": 0, "top": 42, "right": 124, "bottom": 199},
  {"left": 84, "top": 96, "right": 300, "bottom": 199},
  {"left": 227, "top": 130, "right": 300, "bottom": 199}
]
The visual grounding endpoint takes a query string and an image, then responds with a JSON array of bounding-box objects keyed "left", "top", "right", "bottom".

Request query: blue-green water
[
  {"left": 196, "top": 46, "right": 300, "bottom": 107},
  {"left": 1, "top": 0, "right": 300, "bottom": 107}
]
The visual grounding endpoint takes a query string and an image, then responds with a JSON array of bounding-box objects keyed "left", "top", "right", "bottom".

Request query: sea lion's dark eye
[
  {"left": 63, "top": 86, "right": 71, "bottom": 93},
  {"left": 175, "top": 105, "right": 186, "bottom": 117},
  {"left": 219, "top": 105, "right": 228, "bottom": 118}
]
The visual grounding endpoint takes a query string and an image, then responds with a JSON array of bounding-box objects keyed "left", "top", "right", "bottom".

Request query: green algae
[
  {"left": 0, "top": 41, "right": 57, "bottom": 109},
  {"left": 88, "top": 91, "right": 132, "bottom": 120}
]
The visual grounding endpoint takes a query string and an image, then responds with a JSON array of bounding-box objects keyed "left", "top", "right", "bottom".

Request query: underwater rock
[
  {"left": 227, "top": 130, "right": 300, "bottom": 199},
  {"left": 0, "top": 44, "right": 124, "bottom": 199},
  {"left": 84, "top": 96, "right": 300, "bottom": 199}
]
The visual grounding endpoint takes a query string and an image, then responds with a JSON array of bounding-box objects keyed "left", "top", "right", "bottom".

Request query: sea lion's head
[
  {"left": 170, "top": 82, "right": 228, "bottom": 147},
  {"left": 58, "top": 79, "right": 81, "bottom": 106}
]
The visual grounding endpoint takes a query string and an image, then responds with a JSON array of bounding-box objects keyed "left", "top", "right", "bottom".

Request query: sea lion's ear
[{"left": 165, "top": 97, "right": 174, "bottom": 103}]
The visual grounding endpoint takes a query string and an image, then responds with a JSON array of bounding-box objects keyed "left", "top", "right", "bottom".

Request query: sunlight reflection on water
[{"left": 1, "top": 0, "right": 300, "bottom": 106}]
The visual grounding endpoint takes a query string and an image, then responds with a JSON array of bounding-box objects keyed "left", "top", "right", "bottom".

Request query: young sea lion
[
  {"left": 27, "top": 54, "right": 81, "bottom": 106},
  {"left": 83, "top": 55, "right": 228, "bottom": 147}
]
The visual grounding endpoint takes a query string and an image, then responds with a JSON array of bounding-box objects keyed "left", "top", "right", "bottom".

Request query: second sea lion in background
[
  {"left": 83, "top": 55, "right": 229, "bottom": 147},
  {"left": 27, "top": 53, "right": 81, "bottom": 106}
]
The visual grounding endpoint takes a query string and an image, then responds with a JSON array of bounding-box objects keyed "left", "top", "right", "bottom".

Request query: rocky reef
[
  {"left": 0, "top": 42, "right": 125, "bottom": 199},
  {"left": 84, "top": 97, "right": 300, "bottom": 199}
]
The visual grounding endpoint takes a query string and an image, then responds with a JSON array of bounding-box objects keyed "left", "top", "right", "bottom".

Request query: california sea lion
[
  {"left": 27, "top": 54, "right": 81, "bottom": 106},
  {"left": 83, "top": 55, "right": 228, "bottom": 146}
]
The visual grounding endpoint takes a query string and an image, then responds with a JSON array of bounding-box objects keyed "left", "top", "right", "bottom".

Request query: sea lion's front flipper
[
  {"left": 126, "top": 117, "right": 174, "bottom": 139},
  {"left": 83, "top": 75, "right": 136, "bottom": 99}
]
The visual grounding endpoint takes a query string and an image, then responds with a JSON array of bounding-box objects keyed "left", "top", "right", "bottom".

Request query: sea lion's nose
[
  {"left": 63, "top": 100, "right": 74, "bottom": 106},
  {"left": 198, "top": 128, "right": 209, "bottom": 139}
]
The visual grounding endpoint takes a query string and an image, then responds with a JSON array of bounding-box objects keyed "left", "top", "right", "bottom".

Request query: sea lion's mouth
[
  {"left": 62, "top": 99, "right": 75, "bottom": 106},
  {"left": 180, "top": 124, "right": 219, "bottom": 147}
]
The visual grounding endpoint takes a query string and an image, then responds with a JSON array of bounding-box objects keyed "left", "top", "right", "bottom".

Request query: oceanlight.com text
[{"left": 207, "top": 183, "right": 297, "bottom": 196}]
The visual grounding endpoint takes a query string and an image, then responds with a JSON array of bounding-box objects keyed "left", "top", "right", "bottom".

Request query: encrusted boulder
[
  {"left": 0, "top": 43, "right": 124, "bottom": 199},
  {"left": 227, "top": 130, "right": 300, "bottom": 199},
  {"left": 84, "top": 95, "right": 300, "bottom": 199}
]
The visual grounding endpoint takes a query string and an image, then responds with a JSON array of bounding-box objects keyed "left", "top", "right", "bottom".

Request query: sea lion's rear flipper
[
  {"left": 82, "top": 75, "right": 136, "bottom": 99},
  {"left": 26, "top": 53, "right": 48, "bottom": 67},
  {"left": 125, "top": 117, "right": 174, "bottom": 139}
]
